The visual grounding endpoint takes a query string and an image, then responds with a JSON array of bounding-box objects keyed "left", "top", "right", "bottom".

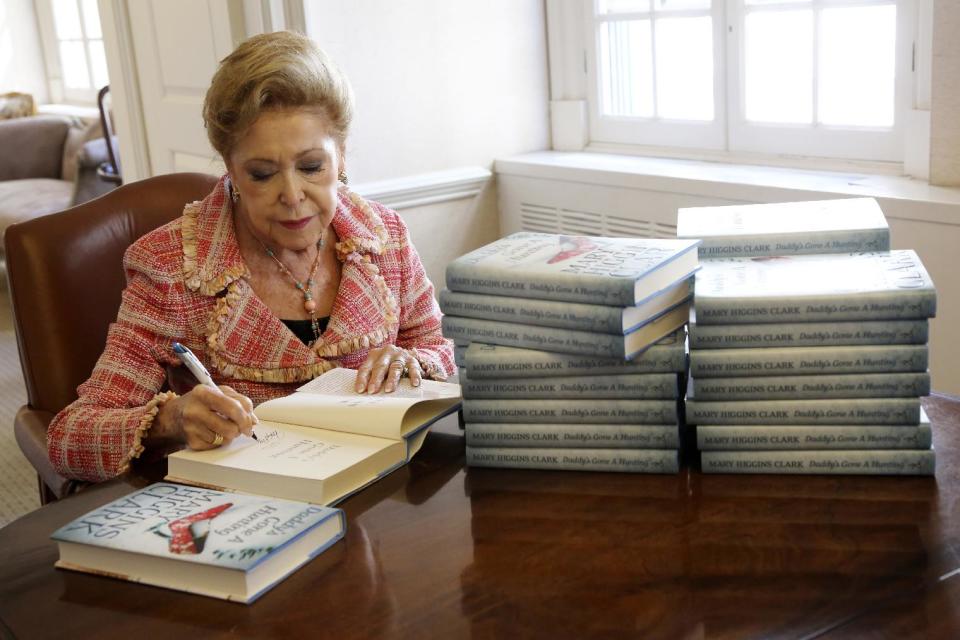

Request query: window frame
[
  {"left": 34, "top": 0, "right": 108, "bottom": 105},
  {"left": 573, "top": 0, "right": 916, "bottom": 163}
]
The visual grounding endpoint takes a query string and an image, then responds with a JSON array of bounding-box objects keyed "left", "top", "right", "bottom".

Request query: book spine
[
  {"left": 465, "top": 423, "right": 679, "bottom": 449},
  {"left": 696, "top": 425, "right": 932, "bottom": 450},
  {"left": 440, "top": 289, "right": 627, "bottom": 334},
  {"left": 454, "top": 344, "right": 468, "bottom": 367},
  {"left": 688, "top": 319, "right": 928, "bottom": 349},
  {"left": 466, "top": 446, "right": 680, "bottom": 473},
  {"left": 685, "top": 398, "right": 921, "bottom": 425},
  {"left": 689, "top": 344, "right": 928, "bottom": 377},
  {"left": 463, "top": 373, "right": 678, "bottom": 399},
  {"left": 694, "top": 288, "right": 937, "bottom": 324},
  {"left": 446, "top": 261, "right": 634, "bottom": 306},
  {"left": 464, "top": 342, "right": 687, "bottom": 378},
  {"left": 696, "top": 228, "right": 890, "bottom": 259},
  {"left": 700, "top": 449, "right": 935, "bottom": 475},
  {"left": 463, "top": 399, "right": 679, "bottom": 424},
  {"left": 442, "top": 315, "right": 629, "bottom": 359},
  {"left": 690, "top": 372, "right": 930, "bottom": 400}
]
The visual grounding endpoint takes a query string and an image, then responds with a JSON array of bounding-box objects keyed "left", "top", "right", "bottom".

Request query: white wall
[
  {"left": 304, "top": 0, "right": 549, "bottom": 183},
  {"left": 304, "top": 0, "right": 550, "bottom": 284},
  {"left": 0, "top": 0, "right": 48, "bottom": 103}
]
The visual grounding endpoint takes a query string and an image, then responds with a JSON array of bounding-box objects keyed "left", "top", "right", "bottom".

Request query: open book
[{"left": 166, "top": 368, "right": 462, "bottom": 505}]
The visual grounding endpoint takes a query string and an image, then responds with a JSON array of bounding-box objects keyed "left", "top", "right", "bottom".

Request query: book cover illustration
[
  {"left": 51, "top": 483, "right": 343, "bottom": 570},
  {"left": 446, "top": 232, "right": 700, "bottom": 305}
]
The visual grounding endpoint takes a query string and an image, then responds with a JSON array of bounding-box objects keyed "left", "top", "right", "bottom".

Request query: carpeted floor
[{"left": 0, "top": 287, "right": 41, "bottom": 528}]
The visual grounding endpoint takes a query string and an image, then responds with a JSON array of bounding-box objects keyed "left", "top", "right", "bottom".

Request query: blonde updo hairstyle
[{"left": 203, "top": 30, "right": 354, "bottom": 161}]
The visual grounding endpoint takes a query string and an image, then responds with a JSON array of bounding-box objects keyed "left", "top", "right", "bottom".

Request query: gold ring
[{"left": 211, "top": 432, "right": 224, "bottom": 446}]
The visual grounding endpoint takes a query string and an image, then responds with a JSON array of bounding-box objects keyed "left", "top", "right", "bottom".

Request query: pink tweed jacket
[{"left": 48, "top": 176, "right": 455, "bottom": 482}]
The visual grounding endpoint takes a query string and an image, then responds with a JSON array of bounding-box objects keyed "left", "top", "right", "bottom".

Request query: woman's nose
[{"left": 279, "top": 172, "right": 305, "bottom": 209}]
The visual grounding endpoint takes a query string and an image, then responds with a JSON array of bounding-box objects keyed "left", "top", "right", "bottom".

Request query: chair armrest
[{"left": 13, "top": 406, "right": 82, "bottom": 502}]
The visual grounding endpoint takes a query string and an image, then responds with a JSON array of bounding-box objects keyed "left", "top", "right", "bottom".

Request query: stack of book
[
  {"left": 440, "top": 231, "right": 701, "bottom": 473},
  {"left": 677, "top": 198, "right": 938, "bottom": 475}
]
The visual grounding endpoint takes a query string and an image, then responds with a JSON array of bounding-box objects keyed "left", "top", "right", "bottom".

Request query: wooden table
[{"left": 2, "top": 396, "right": 959, "bottom": 639}]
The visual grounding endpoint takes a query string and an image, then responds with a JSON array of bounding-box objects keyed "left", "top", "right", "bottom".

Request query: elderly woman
[{"left": 48, "top": 31, "right": 455, "bottom": 482}]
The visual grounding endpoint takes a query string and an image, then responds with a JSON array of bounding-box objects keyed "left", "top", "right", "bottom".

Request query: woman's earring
[
  {"left": 231, "top": 185, "right": 240, "bottom": 202},
  {"left": 338, "top": 169, "right": 348, "bottom": 185}
]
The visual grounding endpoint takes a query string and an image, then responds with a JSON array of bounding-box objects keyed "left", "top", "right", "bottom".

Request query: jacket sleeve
[
  {"left": 47, "top": 255, "right": 184, "bottom": 482},
  {"left": 390, "top": 217, "right": 456, "bottom": 380}
]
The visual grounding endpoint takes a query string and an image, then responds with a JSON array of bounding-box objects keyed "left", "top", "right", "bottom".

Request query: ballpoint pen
[{"left": 172, "top": 342, "right": 258, "bottom": 440}]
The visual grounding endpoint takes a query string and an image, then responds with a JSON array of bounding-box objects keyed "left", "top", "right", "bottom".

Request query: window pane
[
  {"left": 82, "top": 0, "right": 102, "bottom": 39},
  {"left": 653, "top": 0, "right": 711, "bottom": 10},
  {"left": 598, "top": 0, "right": 650, "bottom": 14},
  {"left": 599, "top": 20, "right": 654, "bottom": 117},
  {"left": 52, "top": 0, "right": 83, "bottom": 39},
  {"left": 655, "top": 16, "right": 713, "bottom": 120},
  {"left": 60, "top": 40, "right": 90, "bottom": 89},
  {"left": 819, "top": 5, "right": 896, "bottom": 127},
  {"left": 88, "top": 39, "right": 109, "bottom": 89},
  {"left": 744, "top": 10, "right": 813, "bottom": 123}
]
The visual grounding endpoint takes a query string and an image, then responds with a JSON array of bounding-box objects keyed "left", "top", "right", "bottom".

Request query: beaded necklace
[{"left": 257, "top": 230, "right": 327, "bottom": 345}]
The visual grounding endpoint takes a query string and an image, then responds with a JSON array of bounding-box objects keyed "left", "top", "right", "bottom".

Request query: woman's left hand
[{"left": 355, "top": 344, "right": 423, "bottom": 393}]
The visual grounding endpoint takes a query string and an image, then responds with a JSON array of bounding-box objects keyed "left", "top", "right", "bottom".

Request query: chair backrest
[{"left": 4, "top": 172, "right": 219, "bottom": 414}]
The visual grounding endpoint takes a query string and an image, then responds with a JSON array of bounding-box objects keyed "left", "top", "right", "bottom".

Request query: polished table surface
[{"left": 2, "top": 395, "right": 960, "bottom": 639}]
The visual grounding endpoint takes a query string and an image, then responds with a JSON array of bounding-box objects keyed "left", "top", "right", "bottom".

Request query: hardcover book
[
  {"left": 685, "top": 397, "right": 920, "bottom": 425},
  {"left": 462, "top": 372, "right": 679, "bottom": 399},
  {"left": 442, "top": 302, "right": 689, "bottom": 360},
  {"left": 677, "top": 197, "right": 890, "bottom": 258},
  {"left": 466, "top": 446, "right": 680, "bottom": 473},
  {"left": 51, "top": 482, "right": 345, "bottom": 603},
  {"left": 445, "top": 232, "right": 700, "bottom": 306},
  {"left": 462, "top": 330, "right": 687, "bottom": 378},
  {"left": 696, "top": 410, "right": 932, "bottom": 451},
  {"left": 687, "top": 312, "right": 928, "bottom": 349},
  {"left": 689, "top": 344, "right": 928, "bottom": 378},
  {"left": 463, "top": 398, "right": 679, "bottom": 424},
  {"left": 693, "top": 250, "right": 936, "bottom": 324},
  {"left": 700, "top": 448, "right": 935, "bottom": 475},
  {"left": 439, "top": 276, "right": 692, "bottom": 335},
  {"left": 167, "top": 368, "right": 461, "bottom": 505},
  {"left": 689, "top": 371, "right": 930, "bottom": 400},
  {"left": 465, "top": 423, "right": 679, "bottom": 449}
]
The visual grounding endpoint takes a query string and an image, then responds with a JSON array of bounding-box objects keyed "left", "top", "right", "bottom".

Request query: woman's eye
[
  {"left": 300, "top": 164, "right": 322, "bottom": 174},
  {"left": 249, "top": 171, "right": 273, "bottom": 182}
]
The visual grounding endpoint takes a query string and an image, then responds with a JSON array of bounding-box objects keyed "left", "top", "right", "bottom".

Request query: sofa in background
[{"left": 0, "top": 114, "right": 118, "bottom": 278}]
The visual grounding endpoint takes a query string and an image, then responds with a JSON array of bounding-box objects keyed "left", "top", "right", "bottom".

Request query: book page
[
  {"left": 171, "top": 422, "right": 397, "bottom": 480},
  {"left": 254, "top": 368, "right": 461, "bottom": 439}
]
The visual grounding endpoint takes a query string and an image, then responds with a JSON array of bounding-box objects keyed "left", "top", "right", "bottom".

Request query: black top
[{"left": 281, "top": 316, "right": 330, "bottom": 345}]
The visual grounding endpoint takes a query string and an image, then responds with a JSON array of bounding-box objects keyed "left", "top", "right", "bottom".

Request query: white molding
[
  {"left": 352, "top": 167, "right": 492, "bottom": 211},
  {"left": 98, "top": 0, "right": 151, "bottom": 182},
  {"left": 495, "top": 151, "right": 960, "bottom": 225},
  {"left": 282, "top": 0, "right": 307, "bottom": 33}
]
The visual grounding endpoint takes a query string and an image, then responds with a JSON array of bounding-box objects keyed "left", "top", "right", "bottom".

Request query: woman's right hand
[{"left": 153, "top": 385, "right": 258, "bottom": 450}]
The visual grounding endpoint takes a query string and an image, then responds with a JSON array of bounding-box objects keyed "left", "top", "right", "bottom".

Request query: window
[
  {"left": 35, "top": 0, "right": 110, "bottom": 104},
  {"left": 567, "top": 0, "right": 913, "bottom": 162}
]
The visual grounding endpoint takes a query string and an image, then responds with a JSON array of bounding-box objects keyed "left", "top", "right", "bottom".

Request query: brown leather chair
[{"left": 5, "top": 172, "right": 218, "bottom": 503}]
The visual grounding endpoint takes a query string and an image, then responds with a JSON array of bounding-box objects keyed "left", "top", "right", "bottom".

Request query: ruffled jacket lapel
[{"left": 181, "top": 176, "right": 400, "bottom": 383}]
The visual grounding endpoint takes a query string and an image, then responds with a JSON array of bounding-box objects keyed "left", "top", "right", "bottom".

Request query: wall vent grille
[{"left": 519, "top": 203, "right": 677, "bottom": 238}]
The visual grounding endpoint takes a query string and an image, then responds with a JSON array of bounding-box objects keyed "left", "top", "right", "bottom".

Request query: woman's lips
[{"left": 278, "top": 217, "right": 313, "bottom": 230}]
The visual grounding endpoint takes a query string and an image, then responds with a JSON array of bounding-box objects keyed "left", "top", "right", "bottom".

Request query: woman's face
[{"left": 227, "top": 107, "right": 341, "bottom": 252}]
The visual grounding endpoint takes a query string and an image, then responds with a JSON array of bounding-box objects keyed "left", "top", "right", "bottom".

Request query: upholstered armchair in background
[
  {"left": 0, "top": 114, "right": 119, "bottom": 279},
  {"left": 5, "top": 172, "right": 218, "bottom": 503}
]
